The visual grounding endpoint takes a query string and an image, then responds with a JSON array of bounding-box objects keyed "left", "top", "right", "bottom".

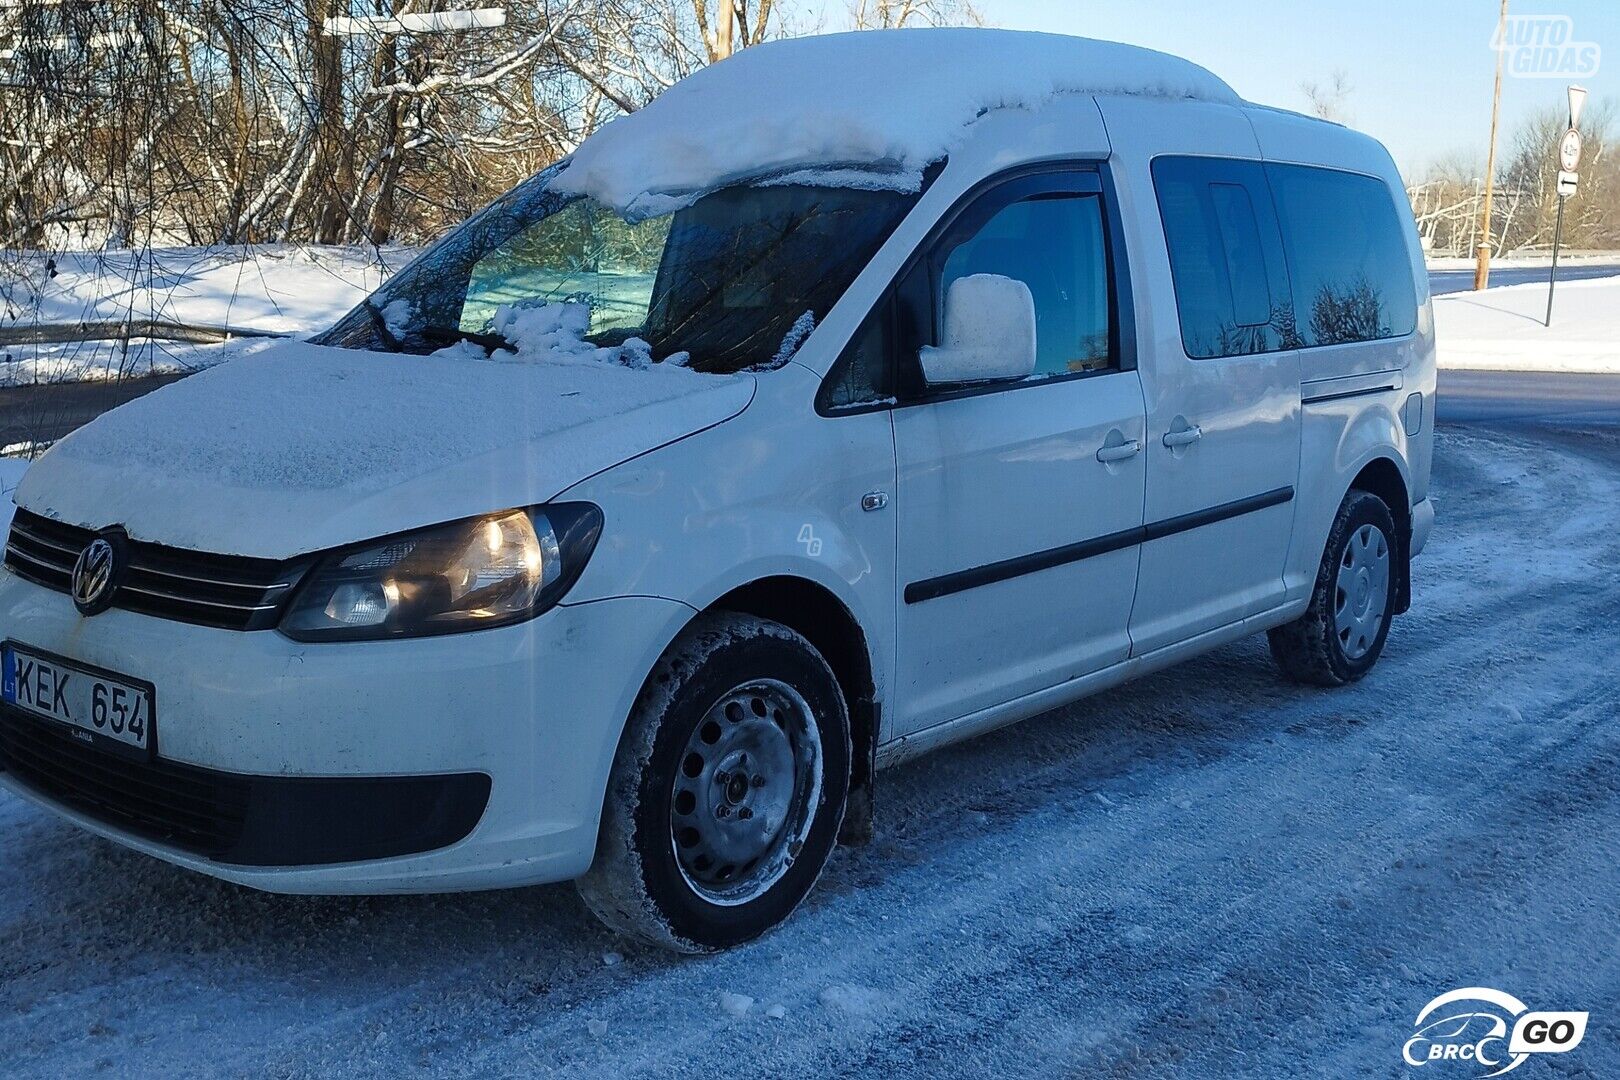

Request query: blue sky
[{"left": 804, "top": 1, "right": 1618, "bottom": 177}]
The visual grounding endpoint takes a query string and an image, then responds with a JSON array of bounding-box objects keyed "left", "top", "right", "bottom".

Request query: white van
[{"left": 0, "top": 30, "right": 1434, "bottom": 952}]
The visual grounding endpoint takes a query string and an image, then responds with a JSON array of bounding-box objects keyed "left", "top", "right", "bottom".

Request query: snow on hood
[
  {"left": 555, "top": 29, "right": 1241, "bottom": 215},
  {"left": 16, "top": 329, "right": 752, "bottom": 559}
]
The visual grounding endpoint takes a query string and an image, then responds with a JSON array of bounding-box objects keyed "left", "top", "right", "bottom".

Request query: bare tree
[
  {"left": 692, "top": 0, "right": 778, "bottom": 62},
  {"left": 1300, "top": 68, "right": 1352, "bottom": 125},
  {"left": 849, "top": 0, "right": 982, "bottom": 29},
  {"left": 0, "top": 0, "right": 802, "bottom": 254},
  {"left": 1404, "top": 100, "right": 1618, "bottom": 256}
]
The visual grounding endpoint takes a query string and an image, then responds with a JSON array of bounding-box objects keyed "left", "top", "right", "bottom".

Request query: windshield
[{"left": 318, "top": 167, "right": 920, "bottom": 375}]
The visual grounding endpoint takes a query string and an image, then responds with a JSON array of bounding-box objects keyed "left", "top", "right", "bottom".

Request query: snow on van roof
[{"left": 555, "top": 29, "right": 1242, "bottom": 216}]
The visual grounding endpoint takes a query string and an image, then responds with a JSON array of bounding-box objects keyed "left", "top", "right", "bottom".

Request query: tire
[
  {"left": 1269, "top": 490, "right": 1400, "bottom": 687},
  {"left": 577, "top": 612, "right": 851, "bottom": 953}
]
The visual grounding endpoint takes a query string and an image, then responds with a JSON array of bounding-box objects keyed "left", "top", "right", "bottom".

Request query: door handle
[
  {"left": 1162, "top": 425, "right": 1203, "bottom": 449},
  {"left": 1095, "top": 440, "right": 1142, "bottom": 464}
]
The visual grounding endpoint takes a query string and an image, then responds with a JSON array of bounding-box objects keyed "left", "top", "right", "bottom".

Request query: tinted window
[
  {"left": 320, "top": 180, "right": 918, "bottom": 374},
  {"left": 1209, "top": 184, "right": 1271, "bottom": 327},
  {"left": 1153, "top": 157, "right": 1295, "bottom": 358},
  {"left": 939, "top": 194, "right": 1113, "bottom": 378},
  {"left": 819, "top": 307, "right": 891, "bottom": 410},
  {"left": 1266, "top": 163, "right": 1418, "bottom": 347}
]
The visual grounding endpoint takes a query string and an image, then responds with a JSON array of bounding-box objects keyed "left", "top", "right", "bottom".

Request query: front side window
[
  {"left": 937, "top": 193, "right": 1113, "bottom": 378},
  {"left": 817, "top": 169, "right": 1119, "bottom": 412},
  {"left": 1266, "top": 163, "right": 1419, "bottom": 347},
  {"left": 320, "top": 171, "right": 919, "bottom": 375}
]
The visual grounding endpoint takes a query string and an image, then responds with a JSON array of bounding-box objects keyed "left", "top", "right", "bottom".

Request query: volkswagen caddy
[{"left": 0, "top": 30, "right": 1435, "bottom": 951}]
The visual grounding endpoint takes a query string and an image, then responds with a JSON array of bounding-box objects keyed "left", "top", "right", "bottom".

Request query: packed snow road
[{"left": 2, "top": 420, "right": 1617, "bottom": 1078}]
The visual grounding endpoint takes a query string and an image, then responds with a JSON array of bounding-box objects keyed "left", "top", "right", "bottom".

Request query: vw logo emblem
[{"left": 71, "top": 534, "right": 123, "bottom": 616}]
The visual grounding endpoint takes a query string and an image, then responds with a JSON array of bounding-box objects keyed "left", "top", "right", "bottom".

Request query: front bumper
[{"left": 0, "top": 569, "right": 692, "bottom": 893}]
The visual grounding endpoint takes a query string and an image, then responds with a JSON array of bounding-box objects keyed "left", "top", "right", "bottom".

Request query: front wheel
[
  {"left": 577, "top": 613, "right": 851, "bottom": 952},
  {"left": 1269, "top": 490, "right": 1399, "bottom": 686}
]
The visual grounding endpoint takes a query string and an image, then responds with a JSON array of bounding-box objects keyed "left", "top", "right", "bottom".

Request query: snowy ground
[
  {"left": 1435, "top": 274, "right": 1620, "bottom": 373},
  {"left": 1, "top": 420, "right": 1617, "bottom": 1077},
  {"left": 0, "top": 246, "right": 407, "bottom": 386}
]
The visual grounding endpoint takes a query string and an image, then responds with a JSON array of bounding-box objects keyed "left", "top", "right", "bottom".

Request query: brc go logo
[{"left": 1403, "top": 987, "right": 1588, "bottom": 1077}]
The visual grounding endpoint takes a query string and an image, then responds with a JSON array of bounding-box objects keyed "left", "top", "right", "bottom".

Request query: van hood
[{"left": 16, "top": 341, "right": 754, "bottom": 560}]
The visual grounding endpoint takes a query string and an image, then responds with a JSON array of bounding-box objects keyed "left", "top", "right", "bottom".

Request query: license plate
[{"left": 1, "top": 641, "right": 155, "bottom": 759}]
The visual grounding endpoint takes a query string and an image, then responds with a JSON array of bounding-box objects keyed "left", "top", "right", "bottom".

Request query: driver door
[{"left": 889, "top": 169, "right": 1148, "bottom": 736}]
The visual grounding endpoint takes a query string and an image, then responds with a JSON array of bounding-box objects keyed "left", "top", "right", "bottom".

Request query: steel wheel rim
[
  {"left": 669, "top": 678, "right": 823, "bottom": 907},
  {"left": 1334, "top": 522, "right": 1391, "bottom": 662}
]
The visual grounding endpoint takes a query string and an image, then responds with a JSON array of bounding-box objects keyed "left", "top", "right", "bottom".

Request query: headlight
[{"left": 279, "top": 504, "right": 602, "bottom": 641}]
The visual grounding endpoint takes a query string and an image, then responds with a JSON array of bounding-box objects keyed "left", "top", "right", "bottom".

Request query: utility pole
[
  {"left": 1475, "top": 0, "right": 1509, "bottom": 291},
  {"left": 1466, "top": 177, "right": 1482, "bottom": 257}
]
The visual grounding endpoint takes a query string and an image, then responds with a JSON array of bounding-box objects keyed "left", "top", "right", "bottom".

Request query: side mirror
[{"left": 918, "top": 274, "right": 1037, "bottom": 386}]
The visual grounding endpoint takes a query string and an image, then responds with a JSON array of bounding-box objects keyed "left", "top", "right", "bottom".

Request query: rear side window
[
  {"left": 1266, "top": 163, "right": 1418, "bottom": 347},
  {"left": 1208, "top": 184, "right": 1271, "bottom": 327},
  {"left": 1152, "top": 157, "right": 1295, "bottom": 358}
]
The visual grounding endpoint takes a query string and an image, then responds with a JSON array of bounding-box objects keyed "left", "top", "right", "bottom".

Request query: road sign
[
  {"left": 325, "top": 8, "right": 506, "bottom": 36},
  {"left": 1547, "top": 85, "right": 1587, "bottom": 327},
  {"left": 1559, "top": 128, "right": 1583, "bottom": 172},
  {"left": 1568, "top": 85, "right": 1588, "bottom": 129}
]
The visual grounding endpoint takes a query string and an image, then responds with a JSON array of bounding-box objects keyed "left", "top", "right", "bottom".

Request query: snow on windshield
[
  {"left": 430, "top": 302, "right": 692, "bottom": 370},
  {"left": 555, "top": 29, "right": 1241, "bottom": 215}
]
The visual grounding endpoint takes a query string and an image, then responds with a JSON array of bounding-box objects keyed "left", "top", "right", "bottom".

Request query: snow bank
[
  {"left": 1, "top": 245, "right": 412, "bottom": 386},
  {"left": 556, "top": 29, "right": 1240, "bottom": 215},
  {"left": 1426, "top": 253, "right": 1620, "bottom": 271},
  {"left": 1434, "top": 273, "right": 1620, "bottom": 373},
  {"left": 3, "top": 245, "right": 407, "bottom": 334}
]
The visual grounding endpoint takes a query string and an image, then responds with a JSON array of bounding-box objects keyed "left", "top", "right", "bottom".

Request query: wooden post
[
  {"left": 1474, "top": 0, "right": 1510, "bottom": 291},
  {"left": 1545, "top": 194, "right": 1566, "bottom": 326}
]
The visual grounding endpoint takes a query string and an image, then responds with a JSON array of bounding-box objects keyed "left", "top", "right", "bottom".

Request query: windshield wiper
[
  {"left": 365, "top": 299, "right": 405, "bottom": 353},
  {"left": 418, "top": 325, "right": 513, "bottom": 356}
]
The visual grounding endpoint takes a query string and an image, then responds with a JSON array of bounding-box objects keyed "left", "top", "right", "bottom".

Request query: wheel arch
[
  {"left": 703, "top": 575, "right": 880, "bottom": 845},
  {"left": 1348, "top": 455, "right": 1412, "bottom": 614}
]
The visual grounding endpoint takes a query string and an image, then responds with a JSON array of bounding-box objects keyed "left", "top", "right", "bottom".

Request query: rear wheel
[
  {"left": 577, "top": 613, "right": 850, "bottom": 952},
  {"left": 1269, "top": 490, "right": 1399, "bottom": 686}
]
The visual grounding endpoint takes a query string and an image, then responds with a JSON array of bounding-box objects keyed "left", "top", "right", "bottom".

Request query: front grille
[
  {"left": 0, "top": 706, "right": 249, "bottom": 857},
  {"left": 4, "top": 508, "right": 307, "bottom": 631}
]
